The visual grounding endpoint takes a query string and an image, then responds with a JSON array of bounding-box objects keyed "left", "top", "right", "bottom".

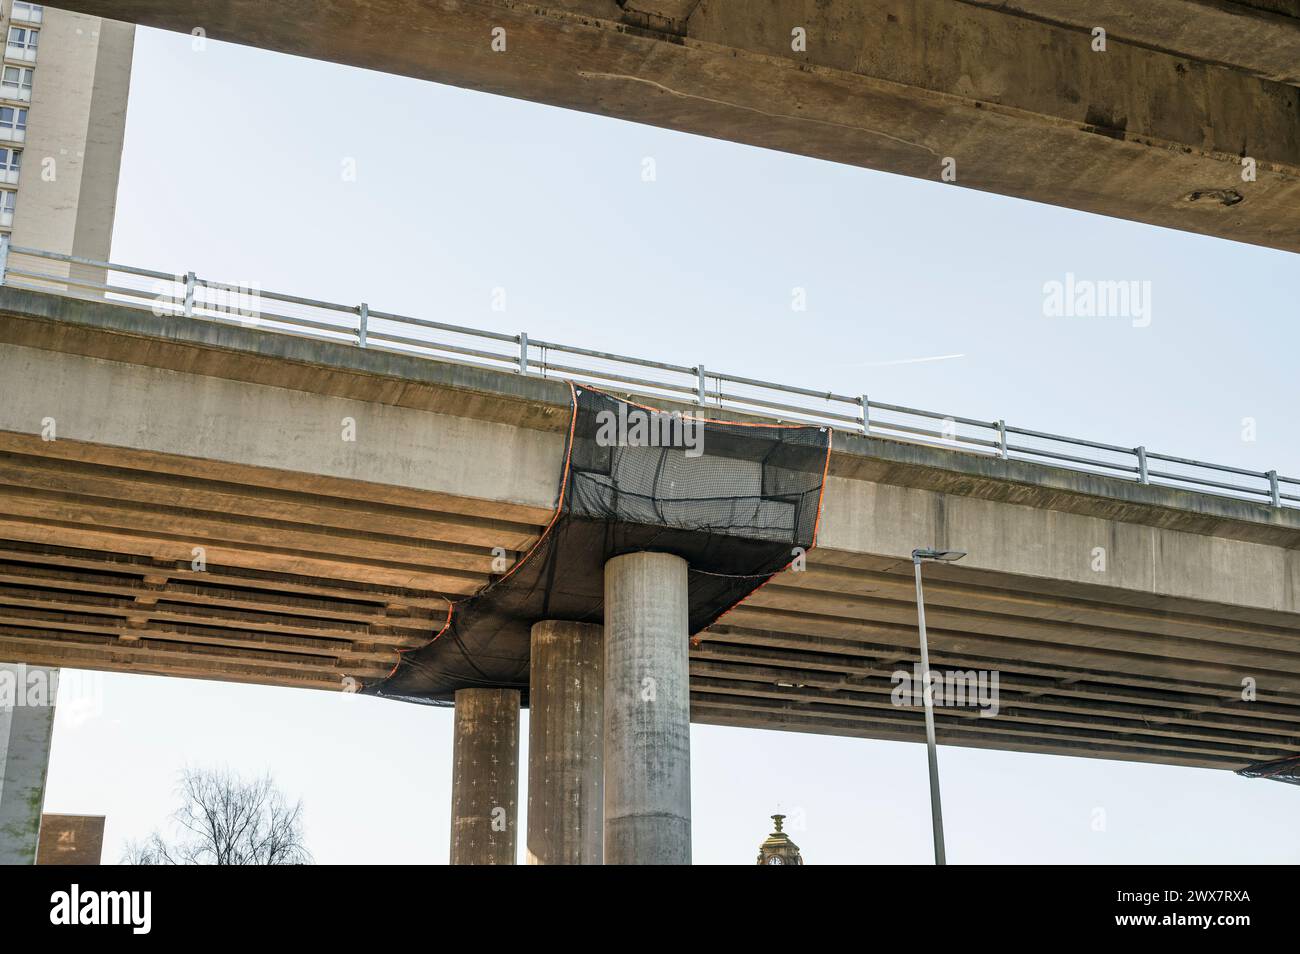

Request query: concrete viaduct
[
  {"left": 5, "top": 0, "right": 1300, "bottom": 862},
  {"left": 2, "top": 286, "right": 1300, "bottom": 862},
  {"left": 48, "top": 0, "right": 1300, "bottom": 254}
]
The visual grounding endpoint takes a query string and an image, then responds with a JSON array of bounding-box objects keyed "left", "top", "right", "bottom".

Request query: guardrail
[{"left": 2, "top": 241, "right": 1296, "bottom": 510}]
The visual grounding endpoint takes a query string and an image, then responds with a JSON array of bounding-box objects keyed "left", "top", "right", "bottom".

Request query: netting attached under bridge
[
  {"left": 1236, "top": 754, "right": 1300, "bottom": 786},
  {"left": 364, "top": 384, "right": 832, "bottom": 705}
]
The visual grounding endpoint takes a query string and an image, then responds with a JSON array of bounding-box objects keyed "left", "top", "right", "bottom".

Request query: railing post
[
  {"left": 18, "top": 246, "right": 1288, "bottom": 517},
  {"left": 0, "top": 234, "right": 9, "bottom": 286}
]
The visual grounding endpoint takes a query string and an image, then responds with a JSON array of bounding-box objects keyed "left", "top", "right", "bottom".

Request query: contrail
[{"left": 841, "top": 353, "right": 966, "bottom": 367}]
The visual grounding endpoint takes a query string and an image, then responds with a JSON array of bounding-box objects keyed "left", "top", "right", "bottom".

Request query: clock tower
[{"left": 756, "top": 814, "right": 804, "bottom": 865}]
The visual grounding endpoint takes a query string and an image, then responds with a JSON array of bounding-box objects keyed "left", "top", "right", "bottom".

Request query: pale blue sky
[{"left": 41, "top": 28, "right": 1300, "bottom": 864}]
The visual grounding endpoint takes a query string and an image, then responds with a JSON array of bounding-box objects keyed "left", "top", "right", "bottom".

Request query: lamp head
[{"left": 912, "top": 548, "right": 967, "bottom": 563}]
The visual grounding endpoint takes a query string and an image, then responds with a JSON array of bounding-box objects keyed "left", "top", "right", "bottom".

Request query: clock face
[{"left": 765, "top": 855, "right": 785, "bottom": 865}]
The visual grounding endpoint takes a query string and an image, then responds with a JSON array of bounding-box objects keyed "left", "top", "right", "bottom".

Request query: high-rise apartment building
[
  {"left": 0, "top": 2, "right": 132, "bottom": 865},
  {"left": 0, "top": 2, "right": 133, "bottom": 262}
]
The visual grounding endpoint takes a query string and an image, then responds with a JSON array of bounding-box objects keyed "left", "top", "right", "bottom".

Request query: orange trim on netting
[
  {"left": 379, "top": 382, "right": 834, "bottom": 674},
  {"left": 481, "top": 379, "right": 580, "bottom": 591},
  {"left": 381, "top": 601, "right": 456, "bottom": 678},
  {"left": 809, "top": 428, "right": 833, "bottom": 549},
  {"left": 379, "top": 380, "right": 580, "bottom": 680},
  {"left": 1250, "top": 754, "right": 1300, "bottom": 778}
]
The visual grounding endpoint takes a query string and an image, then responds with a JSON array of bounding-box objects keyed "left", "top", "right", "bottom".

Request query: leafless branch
[{"left": 122, "top": 766, "right": 312, "bottom": 865}]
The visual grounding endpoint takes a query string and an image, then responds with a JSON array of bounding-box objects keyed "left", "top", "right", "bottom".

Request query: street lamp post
[{"left": 911, "top": 547, "right": 966, "bottom": 866}]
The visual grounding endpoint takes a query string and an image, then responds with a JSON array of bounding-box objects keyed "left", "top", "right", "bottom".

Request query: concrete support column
[
  {"left": 527, "top": 620, "right": 604, "bottom": 865},
  {"left": 603, "top": 552, "right": 691, "bottom": 865},
  {"left": 450, "top": 687, "right": 519, "bottom": 865},
  {"left": 0, "top": 664, "right": 58, "bottom": 865}
]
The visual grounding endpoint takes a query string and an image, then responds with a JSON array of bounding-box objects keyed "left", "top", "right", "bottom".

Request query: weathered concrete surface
[
  {"left": 956, "top": 0, "right": 1300, "bottom": 86},
  {"left": 603, "top": 553, "right": 691, "bottom": 865},
  {"left": 0, "top": 336, "right": 565, "bottom": 517},
  {"left": 4, "top": 287, "right": 1300, "bottom": 770},
  {"left": 527, "top": 620, "right": 603, "bottom": 865},
  {"left": 0, "top": 664, "right": 56, "bottom": 865},
  {"left": 818, "top": 474, "right": 1300, "bottom": 617},
  {"left": 5, "top": 287, "right": 1295, "bottom": 616},
  {"left": 0, "top": 286, "right": 574, "bottom": 433},
  {"left": 50, "top": 0, "right": 1300, "bottom": 252},
  {"left": 450, "top": 687, "right": 520, "bottom": 865}
]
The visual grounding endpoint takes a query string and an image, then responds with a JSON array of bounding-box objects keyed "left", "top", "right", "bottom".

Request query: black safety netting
[
  {"left": 365, "top": 385, "right": 831, "bottom": 705},
  {"left": 1236, "top": 754, "right": 1300, "bottom": 785}
]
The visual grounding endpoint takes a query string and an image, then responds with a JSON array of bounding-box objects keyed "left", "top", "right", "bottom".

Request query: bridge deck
[
  {"left": 3, "top": 287, "right": 1300, "bottom": 771},
  {"left": 48, "top": 0, "right": 1300, "bottom": 254}
]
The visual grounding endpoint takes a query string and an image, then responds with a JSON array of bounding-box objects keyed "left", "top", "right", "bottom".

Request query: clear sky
[{"left": 40, "top": 27, "right": 1300, "bottom": 864}]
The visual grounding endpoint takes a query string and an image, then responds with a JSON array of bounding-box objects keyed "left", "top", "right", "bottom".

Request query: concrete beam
[
  {"left": 817, "top": 475, "right": 1300, "bottom": 616},
  {"left": 450, "top": 687, "right": 520, "bottom": 865},
  {"left": 955, "top": 1, "right": 1300, "bottom": 86},
  {"left": 0, "top": 663, "right": 57, "bottom": 865},
  {"left": 603, "top": 552, "right": 691, "bottom": 865},
  {"left": 5, "top": 289, "right": 1300, "bottom": 768},
  {"left": 527, "top": 620, "right": 603, "bottom": 865},
  {"left": 0, "top": 342, "right": 564, "bottom": 517},
  {"left": 47, "top": 0, "right": 1300, "bottom": 253},
  {"left": 0, "top": 287, "right": 574, "bottom": 435},
  {"left": 9, "top": 287, "right": 1300, "bottom": 548}
]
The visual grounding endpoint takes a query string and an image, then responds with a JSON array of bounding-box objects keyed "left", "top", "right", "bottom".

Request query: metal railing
[{"left": 3, "top": 241, "right": 1296, "bottom": 510}]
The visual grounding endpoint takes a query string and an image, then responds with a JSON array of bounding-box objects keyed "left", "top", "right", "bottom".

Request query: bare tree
[{"left": 124, "top": 767, "right": 312, "bottom": 865}]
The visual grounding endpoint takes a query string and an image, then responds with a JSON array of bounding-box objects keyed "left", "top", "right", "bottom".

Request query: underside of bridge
[
  {"left": 48, "top": 0, "right": 1300, "bottom": 254},
  {"left": 3, "top": 288, "right": 1300, "bottom": 773},
  {"left": 3, "top": 451, "right": 1300, "bottom": 774}
]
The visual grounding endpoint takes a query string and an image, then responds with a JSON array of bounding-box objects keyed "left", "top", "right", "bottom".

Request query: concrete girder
[{"left": 47, "top": 0, "right": 1300, "bottom": 252}]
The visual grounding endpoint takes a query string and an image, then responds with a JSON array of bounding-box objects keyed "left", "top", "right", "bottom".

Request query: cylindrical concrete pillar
[
  {"left": 450, "top": 687, "right": 520, "bottom": 865},
  {"left": 0, "top": 663, "right": 57, "bottom": 865},
  {"left": 603, "top": 551, "right": 691, "bottom": 865},
  {"left": 527, "top": 620, "right": 604, "bottom": 865}
]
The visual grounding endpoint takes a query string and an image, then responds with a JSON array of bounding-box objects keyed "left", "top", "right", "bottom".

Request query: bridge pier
[
  {"left": 603, "top": 552, "right": 692, "bottom": 865},
  {"left": 526, "top": 620, "right": 603, "bottom": 865},
  {"left": 449, "top": 687, "right": 519, "bottom": 865},
  {"left": 0, "top": 663, "right": 57, "bottom": 865}
]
